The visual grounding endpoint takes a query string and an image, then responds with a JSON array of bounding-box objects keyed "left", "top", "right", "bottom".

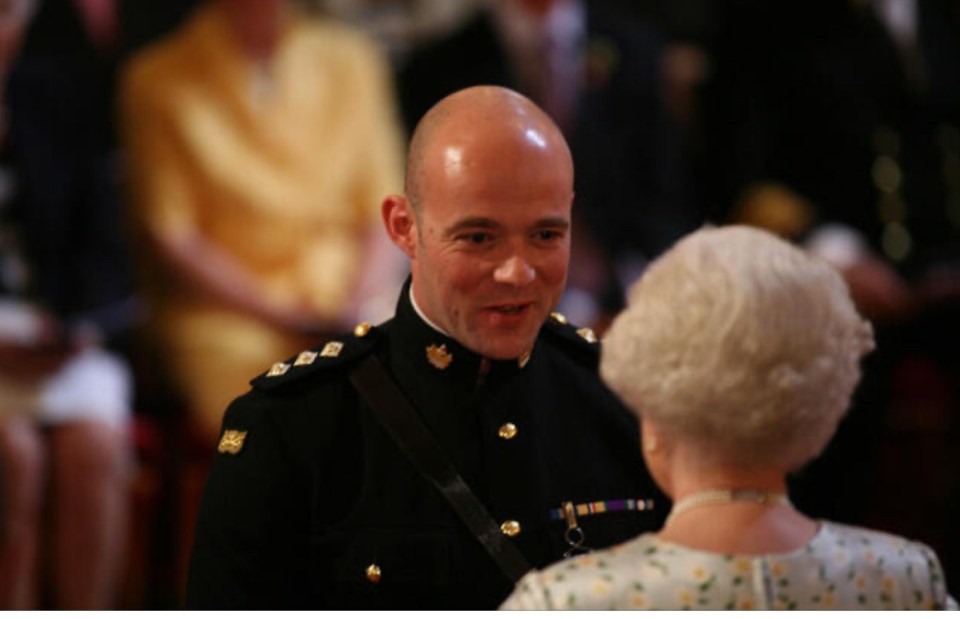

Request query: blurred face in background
[
  {"left": 511, "top": 0, "right": 558, "bottom": 18},
  {"left": 1, "top": 0, "right": 35, "bottom": 78},
  {"left": 217, "top": 0, "right": 290, "bottom": 57}
]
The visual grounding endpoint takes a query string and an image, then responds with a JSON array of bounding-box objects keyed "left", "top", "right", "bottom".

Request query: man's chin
[{"left": 468, "top": 333, "right": 539, "bottom": 361}]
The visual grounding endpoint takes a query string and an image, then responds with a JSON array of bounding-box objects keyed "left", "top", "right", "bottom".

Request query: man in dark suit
[
  {"left": 397, "top": 0, "right": 699, "bottom": 328},
  {"left": 186, "top": 86, "right": 666, "bottom": 609}
]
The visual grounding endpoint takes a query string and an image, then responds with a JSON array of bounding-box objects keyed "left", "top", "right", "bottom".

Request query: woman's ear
[
  {"left": 645, "top": 433, "right": 659, "bottom": 454},
  {"left": 639, "top": 416, "right": 673, "bottom": 497},
  {"left": 642, "top": 418, "right": 661, "bottom": 453},
  {"left": 641, "top": 417, "right": 672, "bottom": 456},
  {"left": 382, "top": 194, "right": 417, "bottom": 259}
]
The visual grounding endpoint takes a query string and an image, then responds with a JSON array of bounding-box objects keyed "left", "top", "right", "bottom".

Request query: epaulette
[
  {"left": 250, "top": 321, "right": 384, "bottom": 390},
  {"left": 541, "top": 311, "right": 601, "bottom": 365}
]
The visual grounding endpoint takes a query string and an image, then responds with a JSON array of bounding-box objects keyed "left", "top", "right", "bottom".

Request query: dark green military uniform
[{"left": 186, "top": 281, "right": 667, "bottom": 609}]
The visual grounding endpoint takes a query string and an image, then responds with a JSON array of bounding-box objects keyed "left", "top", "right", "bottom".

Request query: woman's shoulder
[
  {"left": 500, "top": 533, "right": 656, "bottom": 609},
  {"left": 815, "top": 520, "right": 939, "bottom": 559},
  {"left": 809, "top": 521, "right": 953, "bottom": 609}
]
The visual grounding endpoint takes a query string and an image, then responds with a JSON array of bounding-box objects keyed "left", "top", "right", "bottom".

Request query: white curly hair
[{"left": 600, "top": 225, "right": 875, "bottom": 471}]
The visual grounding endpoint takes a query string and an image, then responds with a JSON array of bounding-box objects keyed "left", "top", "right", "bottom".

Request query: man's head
[{"left": 383, "top": 86, "right": 574, "bottom": 360}]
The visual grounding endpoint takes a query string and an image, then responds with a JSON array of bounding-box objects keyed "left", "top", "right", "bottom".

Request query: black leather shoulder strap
[{"left": 348, "top": 354, "right": 533, "bottom": 584}]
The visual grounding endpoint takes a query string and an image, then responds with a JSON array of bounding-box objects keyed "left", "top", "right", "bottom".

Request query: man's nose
[{"left": 493, "top": 252, "right": 536, "bottom": 286}]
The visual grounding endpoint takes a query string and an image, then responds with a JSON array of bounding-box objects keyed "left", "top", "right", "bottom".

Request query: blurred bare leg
[
  {"left": 0, "top": 419, "right": 46, "bottom": 609},
  {"left": 50, "top": 421, "right": 131, "bottom": 609}
]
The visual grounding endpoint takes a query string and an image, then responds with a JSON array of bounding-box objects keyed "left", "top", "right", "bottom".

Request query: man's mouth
[{"left": 494, "top": 304, "right": 528, "bottom": 314}]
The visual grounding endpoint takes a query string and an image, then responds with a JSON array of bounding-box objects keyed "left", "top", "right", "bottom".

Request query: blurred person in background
[
  {"left": 119, "top": 0, "right": 406, "bottom": 598},
  {"left": 1, "top": 0, "right": 140, "bottom": 608},
  {"left": 120, "top": 0, "right": 406, "bottom": 449},
  {"left": 310, "top": 0, "right": 484, "bottom": 67},
  {"left": 396, "top": 0, "right": 701, "bottom": 331},
  {"left": 696, "top": 0, "right": 960, "bottom": 586},
  {"left": 700, "top": 0, "right": 960, "bottom": 315},
  {"left": 501, "top": 225, "right": 956, "bottom": 610}
]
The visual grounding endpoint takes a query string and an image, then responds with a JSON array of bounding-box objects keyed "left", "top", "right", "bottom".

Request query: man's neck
[{"left": 409, "top": 285, "right": 450, "bottom": 336}]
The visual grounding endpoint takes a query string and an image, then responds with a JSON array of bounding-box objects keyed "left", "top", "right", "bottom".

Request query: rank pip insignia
[
  {"left": 266, "top": 362, "right": 290, "bottom": 377},
  {"left": 320, "top": 341, "right": 344, "bottom": 358},
  {"left": 294, "top": 350, "right": 318, "bottom": 366},
  {"left": 426, "top": 344, "right": 453, "bottom": 370},
  {"left": 218, "top": 430, "right": 248, "bottom": 455}
]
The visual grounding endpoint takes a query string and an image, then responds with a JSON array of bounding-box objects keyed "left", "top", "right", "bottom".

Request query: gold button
[
  {"left": 365, "top": 563, "right": 382, "bottom": 584},
  {"left": 550, "top": 312, "right": 568, "bottom": 325},
  {"left": 500, "top": 520, "right": 521, "bottom": 537},
  {"left": 354, "top": 322, "right": 373, "bottom": 337},
  {"left": 498, "top": 423, "right": 518, "bottom": 440}
]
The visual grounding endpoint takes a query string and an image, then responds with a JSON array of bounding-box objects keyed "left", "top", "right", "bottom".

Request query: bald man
[{"left": 186, "top": 86, "right": 666, "bottom": 609}]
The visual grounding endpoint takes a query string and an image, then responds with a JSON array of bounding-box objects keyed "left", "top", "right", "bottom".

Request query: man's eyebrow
[
  {"left": 442, "top": 216, "right": 570, "bottom": 237},
  {"left": 443, "top": 217, "right": 500, "bottom": 236},
  {"left": 535, "top": 217, "right": 570, "bottom": 230}
]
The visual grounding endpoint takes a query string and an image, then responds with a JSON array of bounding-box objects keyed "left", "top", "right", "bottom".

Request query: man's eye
[
  {"left": 462, "top": 232, "right": 491, "bottom": 244},
  {"left": 536, "top": 230, "right": 564, "bottom": 241}
]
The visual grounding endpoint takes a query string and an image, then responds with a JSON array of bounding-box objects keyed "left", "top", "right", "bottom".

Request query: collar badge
[{"left": 426, "top": 344, "right": 453, "bottom": 370}]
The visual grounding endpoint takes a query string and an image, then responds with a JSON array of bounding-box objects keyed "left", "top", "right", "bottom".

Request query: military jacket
[{"left": 185, "top": 284, "right": 667, "bottom": 609}]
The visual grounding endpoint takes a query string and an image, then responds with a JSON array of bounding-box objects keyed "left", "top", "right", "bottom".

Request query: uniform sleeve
[
  {"left": 499, "top": 570, "right": 554, "bottom": 610},
  {"left": 185, "top": 392, "right": 311, "bottom": 609}
]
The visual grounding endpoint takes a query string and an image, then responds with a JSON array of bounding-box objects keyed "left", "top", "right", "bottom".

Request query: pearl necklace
[{"left": 667, "top": 488, "right": 791, "bottom": 524}]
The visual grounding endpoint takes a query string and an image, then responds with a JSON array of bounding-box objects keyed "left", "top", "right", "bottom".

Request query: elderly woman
[{"left": 501, "top": 225, "right": 956, "bottom": 610}]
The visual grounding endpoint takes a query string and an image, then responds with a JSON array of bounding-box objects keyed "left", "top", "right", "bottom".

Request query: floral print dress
[{"left": 500, "top": 521, "right": 957, "bottom": 610}]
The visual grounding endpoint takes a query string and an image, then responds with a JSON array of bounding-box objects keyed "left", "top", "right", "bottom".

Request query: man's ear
[{"left": 382, "top": 194, "right": 417, "bottom": 259}]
